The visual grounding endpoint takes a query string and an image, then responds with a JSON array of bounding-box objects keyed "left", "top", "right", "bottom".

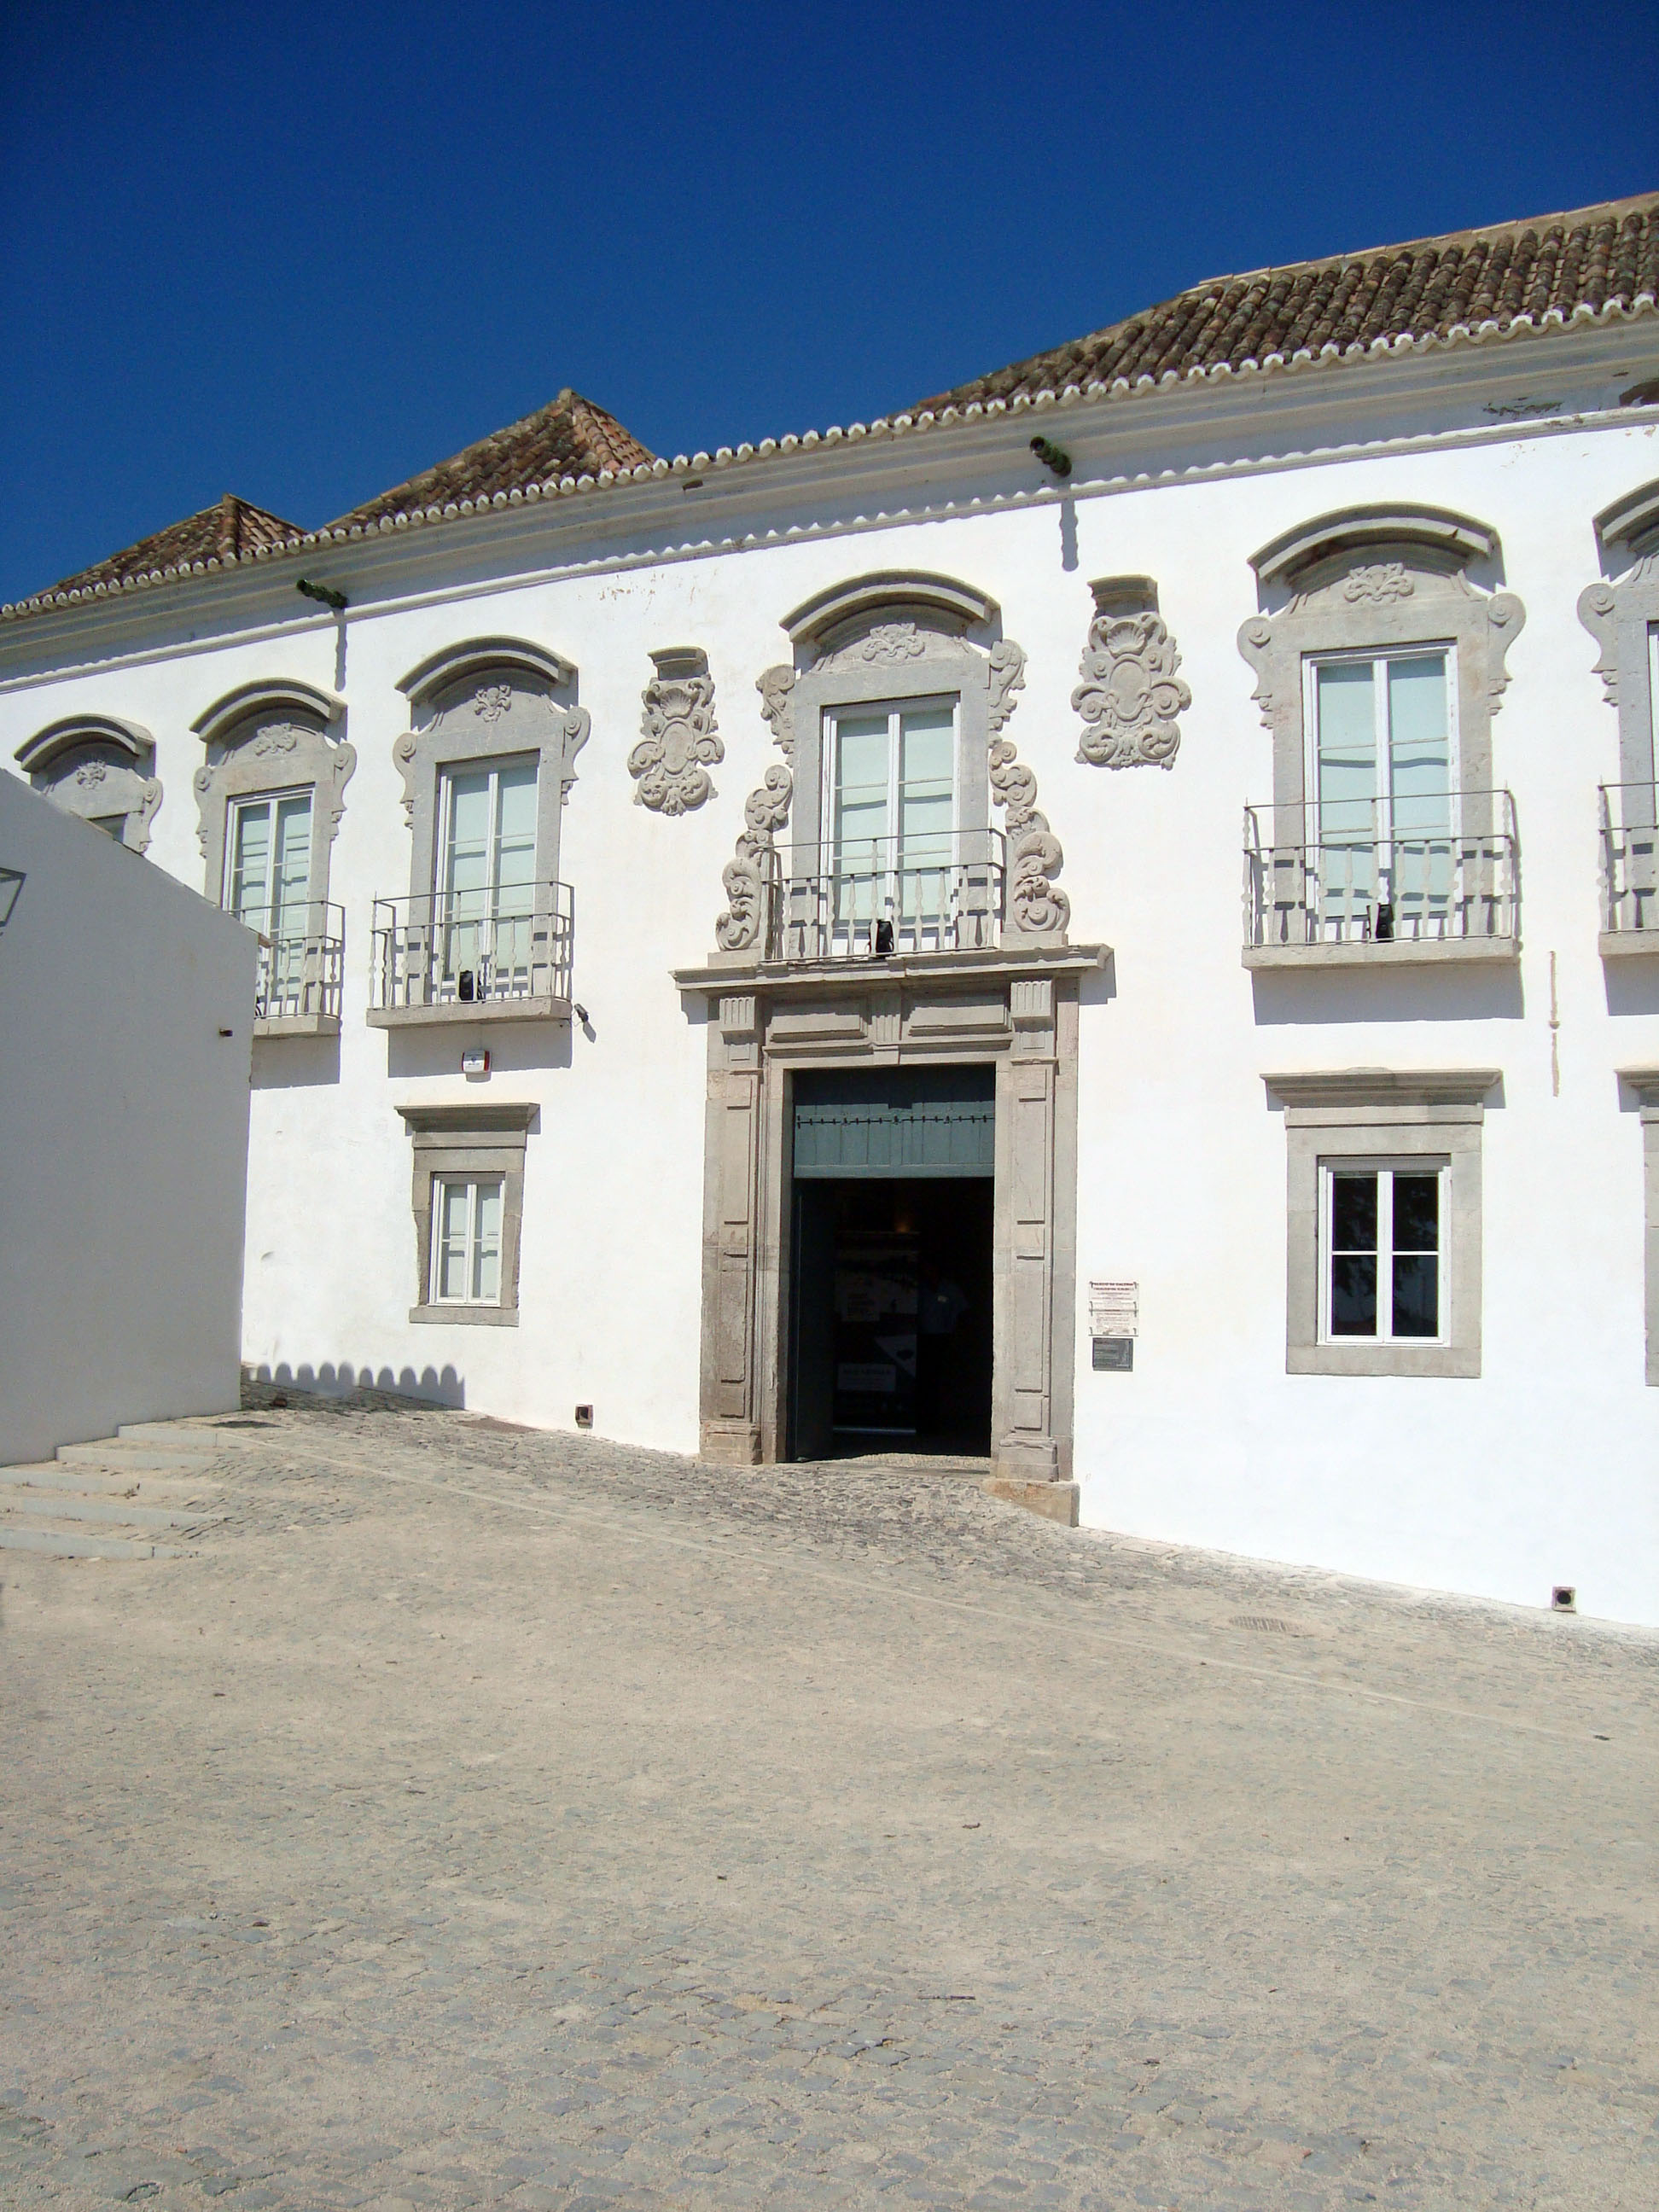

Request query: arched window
[
  {"left": 191, "top": 678, "right": 353, "bottom": 1033},
  {"left": 15, "top": 715, "right": 161, "bottom": 851},
  {"left": 1237, "top": 505, "right": 1524, "bottom": 963}
]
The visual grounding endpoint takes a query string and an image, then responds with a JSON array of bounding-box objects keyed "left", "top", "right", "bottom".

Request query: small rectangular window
[
  {"left": 1321, "top": 1162, "right": 1444, "bottom": 1344},
  {"left": 430, "top": 1175, "right": 504, "bottom": 1305}
]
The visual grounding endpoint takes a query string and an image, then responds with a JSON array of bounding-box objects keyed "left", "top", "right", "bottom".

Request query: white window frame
[
  {"left": 428, "top": 1174, "right": 506, "bottom": 1308},
  {"left": 820, "top": 695, "right": 961, "bottom": 862},
  {"left": 224, "top": 786, "right": 315, "bottom": 940},
  {"left": 1318, "top": 1156, "right": 1449, "bottom": 1348},
  {"left": 1301, "top": 643, "right": 1462, "bottom": 835},
  {"left": 434, "top": 753, "right": 539, "bottom": 908}
]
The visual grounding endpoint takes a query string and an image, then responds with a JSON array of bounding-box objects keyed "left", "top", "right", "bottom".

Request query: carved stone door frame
[{"left": 676, "top": 944, "right": 1103, "bottom": 1511}]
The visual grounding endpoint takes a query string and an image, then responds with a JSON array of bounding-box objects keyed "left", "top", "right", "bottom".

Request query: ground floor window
[
  {"left": 397, "top": 1104, "right": 533, "bottom": 1328},
  {"left": 1323, "top": 1161, "right": 1445, "bottom": 1342},
  {"left": 432, "top": 1176, "right": 504, "bottom": 1306},
  {"left": 1267, "top": 1070, "right": 1493, "bottom": 1379}
]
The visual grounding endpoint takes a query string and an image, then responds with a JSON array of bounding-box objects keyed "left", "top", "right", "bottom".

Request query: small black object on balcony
[
  {"left": 457, "top": 969, "right": 475, "bottom": 1002},
  {"left": 1374, "top": 902, "right": 1395, "bottom": 943},
  {"left": 874, "top": 919, "right": 895, "bottom": 957}
]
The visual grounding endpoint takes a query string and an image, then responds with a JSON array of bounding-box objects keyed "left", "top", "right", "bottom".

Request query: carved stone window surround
[
  {"left": 15, "top": 714, "right": 162, "bottom": 852},
  {"left": 393, "top": 637, "right": 590, "bottom": 904},
  {"left": 1266, "top": 1069, "right": 1497, "bottom": 1379},
  {"left": 1580, "top": 480, "right": 1659, "bottom": 959},
  {"left": 675, "top": 942, "right": 1105, "bottom": 1506},
  {"left": 715, "top": 572, "right": 1068, "bottom": 953},
  {"left": 396, "top": 1103, "right": 534, "bottom": 1327},
  {"left": 1238, "top": 510, "right": 1524, "bottom": 972}
]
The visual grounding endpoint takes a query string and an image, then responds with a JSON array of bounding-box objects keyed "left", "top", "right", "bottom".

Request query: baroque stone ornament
[
  {"left": 987, "top": 641, "right": 1069, "bottom": 936},
  {"left": 473, "top": 683, "right": 514, "bottom": 723},
  {"left": 248, "top": 720, "right": 303, "bottom": 758},
  {"left": 631, "top": 648, "right": 723, "bottom": 816},
  {"left": 716, "top": 665, "right": 796, "bottom": 952},
  {"left": 1344, "top": 562, "right": 1414, "bottom": 603},
  {"left": 1072, "top": 585, "right": 1190, "bottom": 770}
]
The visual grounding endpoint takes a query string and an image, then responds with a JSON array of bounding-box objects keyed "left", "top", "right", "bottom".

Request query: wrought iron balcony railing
[
  {"left": 767, "top": 830, "right": 1007, "bottom": 962},
  {"left": 250, "top": 901, "right": 344, "bottom": 1029},
  {"left": 1243, "top": 791, "right": 1519, "bottom": 952},
  {"left": 1598, "top": 783, "right": 1659, "bottom": 940},
  {"left": 369, "top": 883, "right": 574, "bottom": 1019}
]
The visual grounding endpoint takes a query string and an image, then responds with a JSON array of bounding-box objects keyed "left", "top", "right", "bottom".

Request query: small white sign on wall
[{"left": 1090, "top": 1281, "right": 1138, "bottom": 1371}]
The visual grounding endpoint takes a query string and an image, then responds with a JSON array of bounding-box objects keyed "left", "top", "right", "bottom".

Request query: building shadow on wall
[
  {"left": 1604, "top": 958, "right": 1659, "bottom": 1018},
  {"left": 252, "top": 1034, "right": 341, "bottom": 1089},
  {"left": 250, "top": 1359, "right": 465, "bottom": 1407},
  {"left": 1250, "top": 963, "right": 1524, "bottom": 1026},
  {"left": 385, "top": 1024, "right": 573, "bottom": 1079}
]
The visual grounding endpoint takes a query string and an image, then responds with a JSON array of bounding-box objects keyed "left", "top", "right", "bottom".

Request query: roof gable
[
  {"left": 41, "top": 492, "right": 303, "bottom": 601},
  {"left": 328, "top": 388, "right": 655, "bottom": 529}
]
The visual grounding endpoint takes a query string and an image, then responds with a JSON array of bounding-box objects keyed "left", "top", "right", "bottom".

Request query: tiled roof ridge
[
  {"left": 323, "top": 387, "right": 656, "bottom": 532},
  {"left": 915, "top": 192, "right": 1659, "bottom": 412},
  {"left": 7, "top": 194, "right": 1656, "bottom": 623}
]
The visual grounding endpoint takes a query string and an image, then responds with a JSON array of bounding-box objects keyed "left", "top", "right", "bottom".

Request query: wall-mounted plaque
[{"left": 1092, "top": 1338, "right": 1133, "bottom": 1372}]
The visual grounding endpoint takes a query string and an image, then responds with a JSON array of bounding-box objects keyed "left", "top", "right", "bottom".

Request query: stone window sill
[
  {"left": 371, "top": 997, "right": 569, "bottom": 1029},
  {"left": 1244, "top": 938, "right": 1518, "bottom": 973},
  {"left": 409, "top": 1303, "right": 520, "bottom": 1328},
  {"left": 1289, "top": 1342, "right": 1478, "bottom": 1378},
  {"left": 1600, "top": 930, "right": 1659, "bottom": 961}
]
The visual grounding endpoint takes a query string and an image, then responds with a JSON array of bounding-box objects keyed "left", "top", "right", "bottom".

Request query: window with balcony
[
  {"left": 1582, "top": 480, "right": 1659, "bottom": 957},
  {"left": 719, "top": 573, "right": 1065, "bottom": 962},
  {"left": 1238, "top": 506, "right": 1523, "bottom": 968},
  {"left": 190, "top": 680, "right": 352, "bottom": 1037},
  {"left": 375, "top": 642, "right": 587, "bottom": 1026}
]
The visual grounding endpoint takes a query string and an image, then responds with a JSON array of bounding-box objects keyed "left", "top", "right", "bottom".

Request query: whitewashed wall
[
  {"left": 3, "top": 382, "right": 1656, "bottom": 1621},
  {"left": 0, "top": 776, "right": 254, "bottom": 1463}
]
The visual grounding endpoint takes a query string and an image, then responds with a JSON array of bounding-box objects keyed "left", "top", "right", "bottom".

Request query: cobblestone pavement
[{"left": 2, "top": 1390, "right": 1656, "bottom": 2212}]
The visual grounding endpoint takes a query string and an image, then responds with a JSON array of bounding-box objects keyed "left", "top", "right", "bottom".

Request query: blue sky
[{"left": 3, "top": 0, "right": 1654, "bottom": 605}]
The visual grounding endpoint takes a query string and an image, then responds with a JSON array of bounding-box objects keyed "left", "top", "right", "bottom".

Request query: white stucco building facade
[
  {"left": 4, "top": 196, "right": 1658, "bottom": 1621},
  {"left": 0, "top": 774, "right": 254, "bottom": 1464}
]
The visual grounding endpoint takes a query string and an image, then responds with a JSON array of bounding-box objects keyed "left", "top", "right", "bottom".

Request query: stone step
[
  {"left": 0, "top": 1526, "right": 189, "bottom": 1560},
  {"left": 0, "top": 1463, "right": 223, "bottom": 1499},
  {"left": 119, "top": 1420, "right": 269, "bottom": 1447},
  {"left": 0, "top": 1491, "right": 223, "bottom": 1532},
  {"left": 57, "top": 1441, "right": 220, "bottom": 1473}
]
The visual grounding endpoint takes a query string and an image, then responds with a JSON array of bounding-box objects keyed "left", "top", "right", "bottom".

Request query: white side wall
[
  {"left": 2, "top": 391, "right": 1655, "bottom": 1621},
  {"left": 0, "top": 776, "right": 254, "bottom": 1462}
]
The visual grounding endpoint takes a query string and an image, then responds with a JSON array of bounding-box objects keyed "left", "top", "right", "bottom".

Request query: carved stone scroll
[
  {"left": 716, "top": 668, "right": 795, "bottom": 953},
  {"left": 1073, "top": 578, "right": 1190, "bottom": 771},
  {"left": 987, "top": 642, "right": 1069, "bottom": 939},
  {"left": 631, "top": 648, "right": 723, "bottom": 816}
]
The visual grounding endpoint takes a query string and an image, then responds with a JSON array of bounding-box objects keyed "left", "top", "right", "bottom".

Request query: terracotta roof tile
[
  {"left": 916, "top": 194, "right": 1659, "bottom": 410},
  {"left": 40, "top": 493, "right": 303, "bottom": 600},
  {"left": 328, "top": 387, "right": 655, "bottom": 528}
]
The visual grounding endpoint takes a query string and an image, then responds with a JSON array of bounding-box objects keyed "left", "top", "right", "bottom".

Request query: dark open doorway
[{"left": 787, "top": 1066, "right": 995, "bottom": 1461}]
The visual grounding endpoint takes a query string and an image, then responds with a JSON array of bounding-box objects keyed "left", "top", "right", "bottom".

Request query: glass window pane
[
  {"left": 1330, "top": 1173, "right": 1377, "bottom": 1253},
  {"left": 1391, "top": 1253, "right": 1439, "bottom": 1337},
  {"left": 443, "top": 772, "right": 492, "bottom": 906},
  {"left": 436, "top": 1180, "right": 471, "bottom": 1300},
  {"left": 494, "top": 760, "right": 538, "bottom": 907},
  {"left": 273, "top": 795, "right": 312, "bottom": 934},
  {"left": 472, "top": 1179, "right": 503, "bottom": 1302},
  {"left": 1330, "top": 1254, "right": 1378, "bottom": 1336},
  {"left": 1316, "top": 662, "right": 1377, "bottom": 826},
  {"left": 230, "top": 800, "right": 272, "bottom": 925},
  {"left": 899, "top": 708, "right": 953, "bottom": 793},
  {"left": 1388, "top": 655, "right": 1451, "bottom": 834},
  {"left": 1391, "top": 1173, "right": 1440, "bottom": 1254}
]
